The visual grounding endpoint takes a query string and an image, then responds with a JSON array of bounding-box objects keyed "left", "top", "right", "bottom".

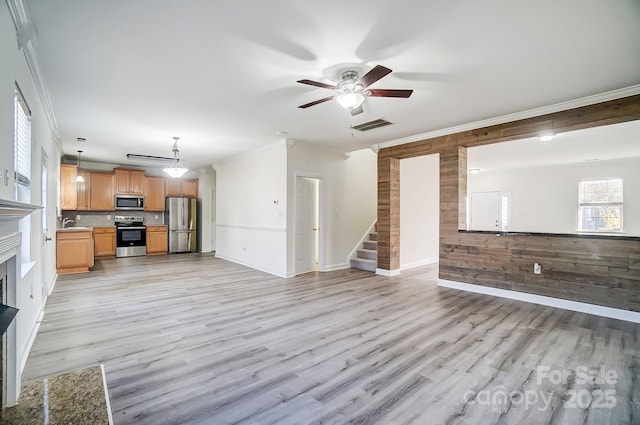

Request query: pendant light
[
  {"left": 76, "top": 150, "right": 85, "bottom": 183},
  {"left": 163, "top": 137, "right": 189, "bottom": 178}
]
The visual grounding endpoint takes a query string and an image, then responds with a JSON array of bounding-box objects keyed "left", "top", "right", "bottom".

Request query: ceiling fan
[{"left": 297, "top": 65, "right": 413, "bottom": 116}]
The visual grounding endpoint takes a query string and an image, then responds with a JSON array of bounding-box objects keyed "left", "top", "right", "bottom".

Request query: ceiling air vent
[{"left": 351, "top": 118, "right": 392, "bottom": 132}]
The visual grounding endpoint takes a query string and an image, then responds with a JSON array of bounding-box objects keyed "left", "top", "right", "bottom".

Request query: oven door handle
[{"left": 117, "top": 226, "right": 147, "bottom": 230}]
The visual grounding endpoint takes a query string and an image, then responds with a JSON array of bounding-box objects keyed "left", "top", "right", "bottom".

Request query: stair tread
[{"left": 352, "top": 258, "right": 376, "bottom": 264}]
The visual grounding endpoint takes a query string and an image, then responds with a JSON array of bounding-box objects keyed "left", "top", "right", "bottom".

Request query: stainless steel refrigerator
[{"left": 166, "top": 197, "right": 197, "bottom": 253}]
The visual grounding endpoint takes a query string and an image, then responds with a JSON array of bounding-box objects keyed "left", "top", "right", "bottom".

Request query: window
[
  {"left": 14, "top": 84, "right": 32, "bottom": 200},
  {"left": 14, "top": 84, "right": 32, "bottom": 266},
  {"left": 578, "top": 178, "right": 623, "bottom": 232}
]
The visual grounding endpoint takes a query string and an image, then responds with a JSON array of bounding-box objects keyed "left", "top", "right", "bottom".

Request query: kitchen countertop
[{"left": 56, "top": 227, "right": 93, "bottom": 232}]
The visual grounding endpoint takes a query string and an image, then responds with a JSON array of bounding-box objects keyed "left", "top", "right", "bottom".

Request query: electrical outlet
[
  {"left": 107, "top": 214, "right": 111, "bottom": 220},
  {"left": 534, "top": 263, "right": 542, "bottom": 274}
]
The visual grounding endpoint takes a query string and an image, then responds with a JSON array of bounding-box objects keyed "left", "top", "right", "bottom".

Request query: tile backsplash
[{"left": 59, "top": 211, "right": 165, "bottom": 228}]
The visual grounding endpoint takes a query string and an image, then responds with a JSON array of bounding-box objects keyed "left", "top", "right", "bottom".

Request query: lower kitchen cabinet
[
  {"left": 146, "top": 225, "right": 168, "bottom": 255},
  {"left": 94, "top": 227, "right": 116, "bottom": 258},
  {"left": 56, "top": 230, "right": 94, "bottom": 274}
]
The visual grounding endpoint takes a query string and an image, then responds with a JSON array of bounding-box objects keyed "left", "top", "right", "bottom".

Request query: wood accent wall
[{"left": 377, "top": 94, "right": 640, "bottom": 311}]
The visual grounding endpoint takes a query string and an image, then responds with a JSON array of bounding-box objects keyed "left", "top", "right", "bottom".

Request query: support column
[{"left": 377, "top": 156, "right": 400, "bottom": 272}]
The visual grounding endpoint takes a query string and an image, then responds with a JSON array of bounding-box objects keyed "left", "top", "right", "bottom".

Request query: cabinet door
[
  {"left": 146, "top": 227, "right": 168, "bottom": 254},
  {"left": 114, "top": 169, "right": 130, "bottom": 194},
  {"left": 182, "top": 179, "right": 199, "bottom": 198},
  {"left": 130, "top": 170, "right": 145, "bottom": 195},
  {"left": 90, "top": 172, "right": 115, "bottom": 211},
  {"left": 94, "top": 228, "right": 116, "bottom": 257},
  {"left": 60, "top": 164, "right": 78, "bottom": 210},
  {"left": 56, "top": 231, "right": 94, "bottom": 272},
  {"left": 165, "top": 179, "right": 182, "bottom": 197},
  {"left": 144, "top": 177, "right": 166, "bottom": 211},
  {"left": 77, "top": 170, "right": 91, "bottom": 211}
]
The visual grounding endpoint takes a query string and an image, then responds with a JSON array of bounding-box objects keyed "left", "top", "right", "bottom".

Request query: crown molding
[
  {"left": 6, "top": 0, "right": 59, "bottom": 142},
  {"left": 378, "top": 85, "right": 640, "bottom": 149}
]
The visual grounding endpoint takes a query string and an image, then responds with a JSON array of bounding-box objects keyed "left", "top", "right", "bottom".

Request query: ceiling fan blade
[
  {"left": 357, "top": 65, "right": 392, "bottom": 88},
  {"left": 368, "top": 89, "right": 413, "bottom": 98},
  {"left": 298, "top": 96, "right": 335, "bottom": 109},
  {"left": 351, "top": 105, "right": 364, "bottom": 116},
  {"left": 297, "top": 79, "right": 337, "bottom": 90}
]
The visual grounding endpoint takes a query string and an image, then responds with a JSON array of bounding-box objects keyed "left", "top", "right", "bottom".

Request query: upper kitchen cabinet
[
  {"left": 115, "top": 168, "right": 145, "bottom": 195},
  {"left": 166, "top": 178, "right": 199, "bottom": 198},
  {"left": 144, "top": 176, "right": 166, "bottom": 211},
  {"left": 76, "top": 170, "right": 91, "bottom": 211},
  {"left": 90, "top": 172, "right": 115, "bottom": 211},
  {"left": 60, "top": 164, "right": 78, "bottom": 210}
]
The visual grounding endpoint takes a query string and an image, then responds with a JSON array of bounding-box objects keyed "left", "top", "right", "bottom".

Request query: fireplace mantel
[{"left": 0, "top": 198, "right": 42, "bottom": 221}]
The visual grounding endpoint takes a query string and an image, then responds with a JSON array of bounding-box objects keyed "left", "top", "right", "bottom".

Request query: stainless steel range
[{"left": 115, "top": 215, "right": 146, "bottom": 257}]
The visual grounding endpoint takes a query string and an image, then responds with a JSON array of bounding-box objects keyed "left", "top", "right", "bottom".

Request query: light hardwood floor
[{"left": 24, "top": 254, "right": 639, "bottom": 425}]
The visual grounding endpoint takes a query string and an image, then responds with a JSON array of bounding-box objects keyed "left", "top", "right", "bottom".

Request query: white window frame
[{"left": 578, "top": 178, "right": 623, "bottom": 233}]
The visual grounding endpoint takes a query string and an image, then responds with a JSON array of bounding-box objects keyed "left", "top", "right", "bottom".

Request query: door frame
[{"left": 293, "top": 174, "right": 323, "bottom": 274}]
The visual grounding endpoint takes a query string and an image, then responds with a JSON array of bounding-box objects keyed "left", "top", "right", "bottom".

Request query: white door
[
  {"left": 470, "top": 191, "right": 500, "bottom": 231},
  {"left": 210, "top": 189, "right": 216, "bottom": 251},
  {"left": 41, "top": 149, "right": 50, "bottom": 297},
  {"left": 295, "top": 177, "right": 319, "bottom": 274}
]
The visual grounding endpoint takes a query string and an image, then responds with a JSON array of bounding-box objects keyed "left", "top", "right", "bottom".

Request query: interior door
[
  {"left": 40, "top": 149, "right": 49, "bottom": 297},
  {"left": 295, "top": 177, "right": 318, "bottom": 274},
  {"left": 470, "top": 191, "right": 500, "bottom": 231}
]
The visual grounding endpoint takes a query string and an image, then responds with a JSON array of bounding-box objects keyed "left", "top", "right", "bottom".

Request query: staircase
[{"left": 350, "top": 230, "right": 377, "bottom": 272}]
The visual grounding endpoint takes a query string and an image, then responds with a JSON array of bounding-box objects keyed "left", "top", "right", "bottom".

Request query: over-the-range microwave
[{"left": 115, "top": 195, "right": 145, "bottom": 210}]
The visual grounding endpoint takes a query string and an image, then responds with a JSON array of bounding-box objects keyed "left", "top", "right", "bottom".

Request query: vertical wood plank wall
[{"left": 377, "top": 95, "right": 640, "bottom": 311}]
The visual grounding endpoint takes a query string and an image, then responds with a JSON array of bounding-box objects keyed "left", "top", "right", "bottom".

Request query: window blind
[{"left": 14, "top": 87, "right": 31, "bottom": 186}]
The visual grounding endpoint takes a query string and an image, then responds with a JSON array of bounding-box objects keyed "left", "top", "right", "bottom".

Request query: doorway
[
  {"left": 295, "top": 176, "right": 320, "bottom": 275},
  {"left": 469, "top": 191, "right": 501, "bottom": 231}
]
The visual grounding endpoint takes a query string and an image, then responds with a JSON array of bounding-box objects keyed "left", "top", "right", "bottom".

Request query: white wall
[
  {"left": 400, "top": 155, "right": 440, "bottom": 269},
  {"left": 468, "top": 157, "right": 640, "bottom": 235},
  {"left": 215, "top": 141, "right": 288, "bottom": 276},
  {"left": 286, "top": 143, "right": 377, "bottom": 276},
  {"left": 1, "top": 0, "right": 61, "bottom": 397}
]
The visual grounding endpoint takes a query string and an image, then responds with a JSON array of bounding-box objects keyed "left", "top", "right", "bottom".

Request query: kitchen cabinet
[
  {"left": 166, "top": 178, "right": 198, "bottom": 198},
  {"left": 146, "top": 225, "right": 168, "bottom": 255},
  {"left": 76, "top": 170, "right": 91, "bottom": 211},
  {"left": 56, "top": 229, "right": 94, "bottom": 274},
  {"left": 115, "top": 168, "right": 145, "bottom": 195},
  {"left": 60, "top": 164, "right": 78, "bottom": 210},
  {"left": 145, "top": 176, "right": 166, "bottom": 211},
  {"left": 94, "top": 227, "right": 116, "bottom": 257},
  {"left": 90, "top": 172, "right": 115, "bottom": 211}
]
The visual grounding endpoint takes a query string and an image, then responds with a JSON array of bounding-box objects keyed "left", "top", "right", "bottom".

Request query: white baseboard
[
  {"left": 48, "top": 274, "right": 57, "bottom": 296},
  {"left": 438, "top": 279, "right": 640, "bottom": 324},
  {"left": 215, "top": 253, "right": 287, "bottom": 278},
  {"left": 20, "top": 308, "right": 45, "bottom": 374},
  {"left": 400, "top": 257, "right": 438, "bottom": 271},
  {"left": 376, "top": 268, "right": 401, "bottom": 276},
  {"left": 323, "top": 262, "right": 348, "bottom": 272}
]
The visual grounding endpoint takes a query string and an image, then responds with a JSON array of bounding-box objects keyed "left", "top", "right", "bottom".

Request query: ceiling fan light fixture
[
  {"left": 336, "top": 92, "right": 365, "bottom": 110},
  {"left": 163, "top": 137, "right": 189, "bottom": 179}
]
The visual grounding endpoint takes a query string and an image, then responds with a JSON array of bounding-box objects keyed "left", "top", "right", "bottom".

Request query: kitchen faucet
[{"left": 62, "top": 217, "right": 74, "bottom": 228}]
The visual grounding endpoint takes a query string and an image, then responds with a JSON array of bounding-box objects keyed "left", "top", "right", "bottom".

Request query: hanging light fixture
[
  {"left": 163, "top": 137, "right": 189, "bottom": 178},
  {"left": 76, "top": 150, "right": 85, "bottom": 183}
]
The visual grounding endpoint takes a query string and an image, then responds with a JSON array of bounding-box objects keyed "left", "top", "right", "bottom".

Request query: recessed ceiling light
[
  {"left": 539, "top": 134, "right": 555, "bottom": 142},
  {"left": 468, "top": 168, "right": 480, "bottom": 174}
]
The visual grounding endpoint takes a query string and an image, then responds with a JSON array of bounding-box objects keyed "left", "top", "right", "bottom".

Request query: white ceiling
[
  {"left": 24, "top": 0, "right": 640, "bottom": 170},
  {"left": 467, "top": 119, "right": 640, "bottom": 171}
]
